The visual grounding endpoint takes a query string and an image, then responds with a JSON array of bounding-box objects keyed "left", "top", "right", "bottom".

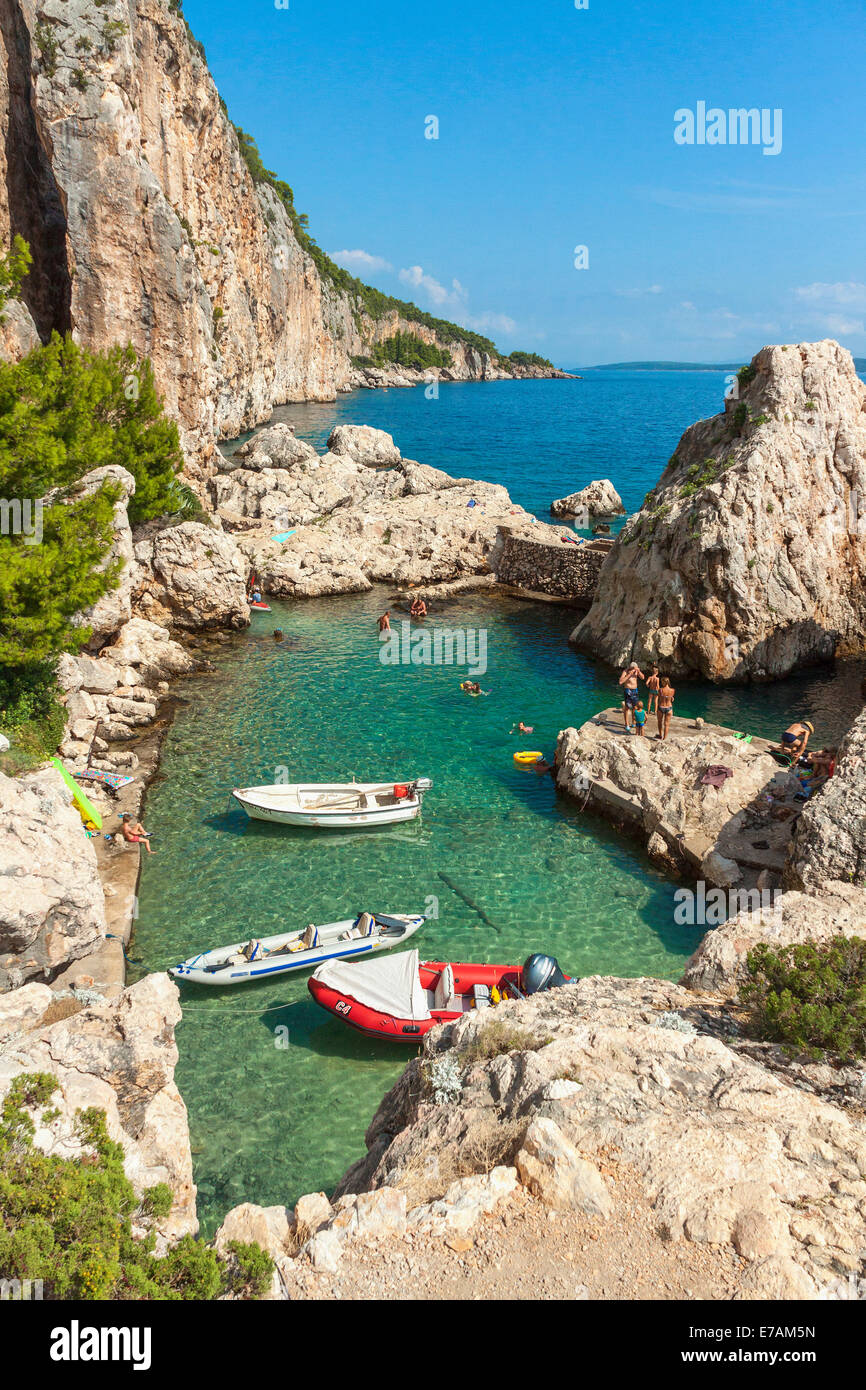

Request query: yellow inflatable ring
[{"left": 514, "top": 750, "right": 543, "bottom": 765}]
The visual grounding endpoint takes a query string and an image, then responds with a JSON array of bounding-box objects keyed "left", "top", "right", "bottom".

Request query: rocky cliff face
[
  {"left": 572, "top": 340, "right": 866, "bottom": 681},
  {"left": 1, "top": 0, "right": 559, "bottom": 472}
]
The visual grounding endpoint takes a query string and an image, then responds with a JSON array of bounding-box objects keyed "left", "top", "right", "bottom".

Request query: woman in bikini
[{"left": 657, "top": 676, "right": 675, "bottom": 741}]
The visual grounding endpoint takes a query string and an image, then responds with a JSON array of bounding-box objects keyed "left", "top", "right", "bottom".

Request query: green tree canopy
[{"left": 0, "top": 332, "right": 183, "bottom": 522}]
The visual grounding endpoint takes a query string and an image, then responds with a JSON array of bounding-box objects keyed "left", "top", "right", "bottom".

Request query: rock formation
[
  {"left": 0, "top": 766, "right": 105, "bottom": 989},
  {"left": 572, "top": 341, "right": 866, "bottom": 682},
  {"left": 292, "top": 974, "right": 866, "bottom": 1298},
  {"left": 0, "top": 972, "right": 197, "bottom": 1239},
  {"left": 216, "top": 424, "right": 566, "bottom": 598},
  {"left": 784, "top": 704, "right": 866, "bottom": 891},
  {"left": 132, "top": 521, "right": 249, "bottom": 630},
  {"left": 551, "top": 478, "right": 624, "bottom": 518},
  {"left": 555, "top": 709, "right": 799, "bottom": 889},
  {"left": 681, "top": 882, "right": 866, "bottom": 997}
]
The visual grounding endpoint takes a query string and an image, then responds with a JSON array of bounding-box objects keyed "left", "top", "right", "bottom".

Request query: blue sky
[{"left": 184, "top": 0, "right": 866, "bottom": 365}]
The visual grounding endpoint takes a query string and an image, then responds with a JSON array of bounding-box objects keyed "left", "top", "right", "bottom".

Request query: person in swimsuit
[
  {"left": 634, "top": 701, "right": 647, "bottom": 737},
  {"left": 378, "top": 610, "right": 391, "bottom": 632},
  {"left": 120, "top": 813, "right": 155, "bottom": 854},
  {"left": 776, "top": 720, "right": 813, "bottom": 761},
  {"left": 618, "top": 662, "right": 645, "bottom": 732},
  {"left": 645, "top": 664, "right": 660, "bottom": 716},
  {"left": 409, "top": 597, "right": 427, "bottom": 618},
  {"left": 657, "top": 676, "right": 675, "bottom": 740}
]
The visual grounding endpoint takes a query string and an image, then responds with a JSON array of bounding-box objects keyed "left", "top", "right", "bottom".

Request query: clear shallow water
[{"left": 134, "top": 374, "right": 866, "bottom": 1234}]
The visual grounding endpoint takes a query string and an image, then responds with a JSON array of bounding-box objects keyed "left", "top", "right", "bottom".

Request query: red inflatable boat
[{"left": 308, "top": 948, "right": 566, "bottom": 1042}]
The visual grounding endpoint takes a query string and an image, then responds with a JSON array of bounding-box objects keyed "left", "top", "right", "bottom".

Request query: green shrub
[
  {"left": 0, "top": 236, "right": 32, "bottom": 322},
  {"left": 0, "top": 1075, "right": 270, "bottom": 1300},
  {"left": 741, "top": 938, "right": 866, "bottom": 1060}
]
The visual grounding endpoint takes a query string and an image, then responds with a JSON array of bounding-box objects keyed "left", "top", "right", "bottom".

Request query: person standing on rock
[
  {"left": 618, "top": 662, "right": 645, "bottom": 733},
  {"left": 646, "top": 664, "right": 660, "bottom": 716},
  {"left": 656, "top": 676, "right": 675, "bottom": 741}
]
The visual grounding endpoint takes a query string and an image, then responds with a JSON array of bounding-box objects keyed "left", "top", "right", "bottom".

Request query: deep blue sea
[{"left": 134, "top": 371, "right": 866, "bottom": 1232}]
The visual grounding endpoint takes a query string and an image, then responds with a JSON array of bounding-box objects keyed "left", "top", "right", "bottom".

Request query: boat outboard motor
[{"left": 522, "top": 953, "right": 568, "bottom": 995}]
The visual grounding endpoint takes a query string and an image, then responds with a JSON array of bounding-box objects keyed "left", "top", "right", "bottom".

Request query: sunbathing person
[{"left": 120, "top": 813, "right": 155, "bottom": 854}]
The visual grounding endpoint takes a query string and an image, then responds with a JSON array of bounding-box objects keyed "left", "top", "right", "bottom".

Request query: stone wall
[{"left": 495, "top": 529, "right": 612, "bottom": 603}]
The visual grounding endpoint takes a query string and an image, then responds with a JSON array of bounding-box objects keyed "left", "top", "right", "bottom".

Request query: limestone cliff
[
  {"left": 1, "top": 0, "right": 562, "bottom": 472},
  {"left": 572, "top": 340, "right": 866, "bottom": 681}
]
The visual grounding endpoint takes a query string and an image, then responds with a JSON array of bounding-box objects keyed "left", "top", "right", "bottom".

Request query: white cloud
[
  {"left": 398, "top": 264, "right": 467, "bottom": 309},
  {"left": 614, "top": 285, "right": 663, "bottom": 299},
  {"left": 794, "top": 282, "right": 866, "bottom": 310},
  {"left": 461, "top": 311, "right": 517, "bottom": 334},
  {"left": 329, "top": 249, "right": 393, "bottom": 274},
  {"left": 813, "top": 315, "right": 865, "bottom": 336}
]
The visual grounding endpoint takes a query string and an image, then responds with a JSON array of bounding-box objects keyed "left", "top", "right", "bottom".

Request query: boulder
[
  {"left": 515, "top": 1117, "right": 612, "bottom": 1216},
  {"left": 133, "top": 522, "right": 249, "bottom": 629},
  {"left": 551, "top": 478, "right": 624, "bottom": 518},
  {"left": 327, "top": 424, "right": 401, "bottom": 466},
  {"left": 0, "top": 768, "right": 105, "bottom": 989},
  {"left": 0, "top": 982, "right": 53, "bottom": 1041},
  {"left": 572, "top": 341, "right": 866, "bottom": 681},
  {"left": 234, "top": 423, "right": 318, "bottom": 470}
]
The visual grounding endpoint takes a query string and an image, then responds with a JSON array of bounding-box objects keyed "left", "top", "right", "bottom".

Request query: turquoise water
[{"left": 134, "top": 375, "right": 866, "bottom": 1234}]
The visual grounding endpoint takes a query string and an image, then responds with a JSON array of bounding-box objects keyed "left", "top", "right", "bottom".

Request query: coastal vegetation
[
  {"left": 353, "top": 332, "right": 453, "bottom": 371},
  {"left": 0, "top": 1073, "right": 273, "bottom": 1299},
  {"left": 506, "top": 351, "right": 555, "bottom": 370},
  {"left": 0, "top": 235, "right": 31, "bottom": 322},
  {"left": 742, "top": 938, "right": 866, "bottom": 1060},
  {"left": 0, "top": 327, "right": 185, "bottom": 763}
]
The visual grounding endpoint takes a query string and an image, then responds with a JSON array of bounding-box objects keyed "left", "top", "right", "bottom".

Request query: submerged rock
[{"left": 571, "top": 340, "right": 866, "bottom": 681}]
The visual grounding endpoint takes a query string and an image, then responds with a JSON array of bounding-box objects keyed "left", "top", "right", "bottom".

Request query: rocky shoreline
[{"left": 3, "top": 343, "right": 866, "bottom": 1301}]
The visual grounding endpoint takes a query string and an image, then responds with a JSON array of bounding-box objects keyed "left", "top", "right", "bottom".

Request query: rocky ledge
[
  {"left": 555, "top": 707, "right": 801, "bottom": 890},
  {"left": 214, "top": 422, "right": 566, "bottom": 597}
]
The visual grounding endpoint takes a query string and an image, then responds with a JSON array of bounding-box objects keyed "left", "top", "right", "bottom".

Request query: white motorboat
[
  {"left": 168, "top": 911, "right": 426, "bottom": 986},
  {"left": 231, "top": 777, "right": 432, "bottom": 828}
]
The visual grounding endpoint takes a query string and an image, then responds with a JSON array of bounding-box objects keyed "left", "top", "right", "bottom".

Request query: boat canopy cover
[{"left": 313, "top": 948, "right": 430, "bottom": 1020}]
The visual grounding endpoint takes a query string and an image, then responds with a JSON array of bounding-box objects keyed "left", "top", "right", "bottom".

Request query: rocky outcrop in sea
[{"left": 571, "top": 340, "right": 866, "bottom": 681}]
